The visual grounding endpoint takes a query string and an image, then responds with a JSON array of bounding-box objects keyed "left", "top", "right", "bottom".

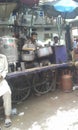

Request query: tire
[
  {"left": 0, "top": 98, "right": 4, "bottom": 115},
  {"left": 7, "top": 75, "right": 31, "bottom": 104},
  {"left": 33, "top": 70, "right": 53, "bottom": 94}
]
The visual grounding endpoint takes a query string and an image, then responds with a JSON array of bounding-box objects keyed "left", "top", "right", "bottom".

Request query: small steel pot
[
  {"left": 37, "top": 47, "right": 50, "bottom": 58},
  {"left": 21, "top": 51, "right": 35, "bottom": 61}
]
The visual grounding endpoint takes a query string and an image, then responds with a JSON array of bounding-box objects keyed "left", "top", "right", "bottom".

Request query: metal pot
[
  {"left": 21, "top": 51, "right": 35, "bottom": 61},
  {"left": 0, "top": 36, "right": 18, "bottom": 64},
  {"left": 37, "top": 47, "right": 50, "bottom": 58}
]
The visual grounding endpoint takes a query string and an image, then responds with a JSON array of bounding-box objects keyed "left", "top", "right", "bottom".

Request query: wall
[
  {"left": 0, "top": 25, "right": 65, "bottom": 44},
  {"left": 35, "top": 27, "right": 65, "bottom": 42}
]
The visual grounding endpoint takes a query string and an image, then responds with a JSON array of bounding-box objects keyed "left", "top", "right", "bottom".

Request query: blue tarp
[{"left": 54, "top": 0, "right": 78, "bottom": 12}]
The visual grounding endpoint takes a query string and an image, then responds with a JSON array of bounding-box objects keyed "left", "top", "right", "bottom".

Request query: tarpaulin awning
[
  {"left": 20, "top": 0, "right": 39, "bottom": 7},
  {"left": 0, "top": 0, "right": 18, "bottom": 2},
  {"left": 42, "top": 0, "right": 78, "bottom": 19},
  {"left": 54, "top": 0, "right": 78, "bottom": 12}
]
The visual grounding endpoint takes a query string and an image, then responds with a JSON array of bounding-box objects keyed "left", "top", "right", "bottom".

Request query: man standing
[
  {"left": 22, "top": 32, "right": 38, "bottom": 51},
  {"left": 53, "top": 34, "right": 60, "bottom": 46},
  {"left": 22, "top": 32, "right": 39, "bottom": 68},
  {"left": 0, "top": 54, "right": 12, "bottom": 127}
]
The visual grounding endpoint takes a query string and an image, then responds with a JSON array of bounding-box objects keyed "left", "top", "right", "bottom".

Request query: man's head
[
  {"left": 53, "top": 34, "right": 59, "bottom": 43},
  {"left": 31, "top": 32, "right": 37, "bottom": 42}
]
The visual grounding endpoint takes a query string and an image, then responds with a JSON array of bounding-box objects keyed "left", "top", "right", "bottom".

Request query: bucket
[{"left": 61, "top": 70, "right": 73, "bottom": 92}]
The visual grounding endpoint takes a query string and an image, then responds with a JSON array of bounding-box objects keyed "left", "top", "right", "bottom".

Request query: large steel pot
[
  {"left": 21, "top": 51, "right": 35, "bottom": 61},
  {"left": 0, "top": 36, "right": 18, "bottom": 64},
  {"left": 37, "top": 47, "right": 50, "bottom": 58}
]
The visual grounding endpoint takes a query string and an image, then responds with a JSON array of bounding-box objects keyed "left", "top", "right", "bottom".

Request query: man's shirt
[
  {"left": 0, "top": 54, "right": 8, "bottom": 78},
  {"left": 0, "top": 54, "right": 11, "bottom": 97}
]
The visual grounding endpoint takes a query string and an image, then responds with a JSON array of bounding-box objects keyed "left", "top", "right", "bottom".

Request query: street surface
[{"left": 1, "top": 89, "right": 78, "bottom": 130}]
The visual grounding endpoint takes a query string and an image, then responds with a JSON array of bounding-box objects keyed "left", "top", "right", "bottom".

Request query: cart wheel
[
  {"left": 33, "top": 70, "right": 53, "bottom": 94},
  {"left": 0, "top": 98, "right": 4, "bottom": 115},
  {"left": 12, "top": 86, "right": 31, "bottom": 103},
  {"left": 7, "top": 76, "right": 31, "bottom": 104}
]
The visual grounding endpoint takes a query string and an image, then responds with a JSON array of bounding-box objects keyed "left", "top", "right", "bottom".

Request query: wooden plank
[{"left": 7, "top": 62, "right": 73, "bottom": 79}]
